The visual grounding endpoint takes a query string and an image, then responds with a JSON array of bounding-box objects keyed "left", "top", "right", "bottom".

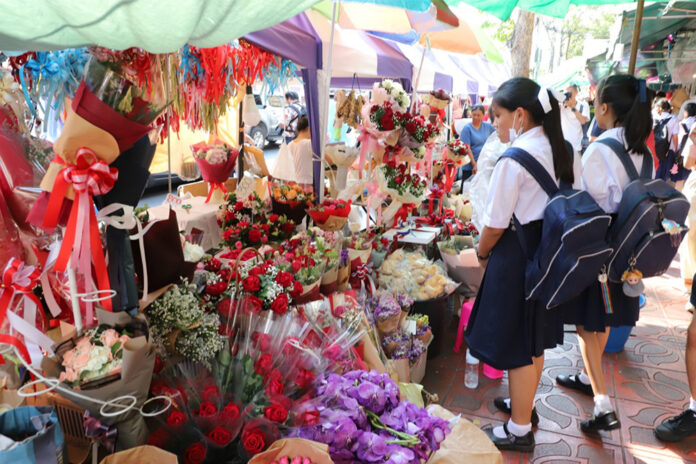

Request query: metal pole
[
  {"left": 237, "top": 98, "right": 244, "bottom": 183},
  {"left": 628, "top": 0, "right": 645, "bottom": 75},
  {"left": 166, "top": 55, "right": 172, "bottom": 194},
  {"left": 320, "top": 0, "right": 339, "bottom": 202}
]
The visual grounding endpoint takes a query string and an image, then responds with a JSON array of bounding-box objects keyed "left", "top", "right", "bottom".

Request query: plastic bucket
[{"left": 604, "top": 325, "right": 632, "bottom": 353}]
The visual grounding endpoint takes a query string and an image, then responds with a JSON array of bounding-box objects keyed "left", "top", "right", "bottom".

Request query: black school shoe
[
  {"left": 483, "top": 423, "right": 535, "bottom": 452},
  {"left": 580, "top": 411, "right": 621, "bottom": 433},
  {"left": 493, "top": 397, "right": 540, "bottom": 426},
  {"left": 655, "top": 409, "right": 696, "bottom": 442},
  {"left": 556, "top": 374, "right": 594, "bottom": 397}
]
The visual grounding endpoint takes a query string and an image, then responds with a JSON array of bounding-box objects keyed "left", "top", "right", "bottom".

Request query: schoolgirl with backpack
[
  {"left": 464, "top": 77, "right": 582, "bottom": 452},
  {"left": 557, "top": 75, "right": 689, "bottom": 433}
]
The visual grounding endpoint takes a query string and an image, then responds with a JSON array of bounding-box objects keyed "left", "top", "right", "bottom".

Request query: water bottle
[{"left": 465, "top": 349, "right": 480, "bottom": 389}]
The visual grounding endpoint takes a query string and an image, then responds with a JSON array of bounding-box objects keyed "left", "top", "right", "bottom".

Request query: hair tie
[
  {"left": 537, "top": 86, "right": 564, "bottom": 113},
  {"left": 635, "top": 79, "right": 647, "bottom": 103}
]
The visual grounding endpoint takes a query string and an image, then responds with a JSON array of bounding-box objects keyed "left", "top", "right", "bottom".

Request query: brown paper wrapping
[
  {"left": 99, "top": 445, "right": 178, "bottom": 464},
  {"left": 315, "top": 215, "right": 348, "bottom": 232},
  {"left": 358, "top": 332, "right": 387, "bottom": 374},
  {"left": 426, "top": 405, "right": 503, "bottom": 464},
  {"left": 410, "top": 352, "right": 427, "bottom": 384},
  {"left": 337, "top": 264, "right": 350, "bottom": 291},
  {"left": 42, "top": 309, "right": 156, "bottom": 451},
  {"left": 393, "top": 358, "right": 410, "bottom": 383},
  {"left": 39, "top": 106, "right": 120, "bottom": 199},
  {"left": 376, "top": 313, "right": 401, "bottom": 336},
  {"left": 321, "top": 265, "right": 338, "bottom": 286},
  {"left": 248, "top": 438, "right": 334, "bottom": 464}
]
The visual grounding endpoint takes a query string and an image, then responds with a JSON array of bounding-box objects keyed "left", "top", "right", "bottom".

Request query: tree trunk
[{"left": 510, "top": 10, "right": 536, "bottom": 78}]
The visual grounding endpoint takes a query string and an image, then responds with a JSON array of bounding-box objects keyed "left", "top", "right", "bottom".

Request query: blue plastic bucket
[{"left": 604, "top": 325, "right": 632, "bottom": 353}]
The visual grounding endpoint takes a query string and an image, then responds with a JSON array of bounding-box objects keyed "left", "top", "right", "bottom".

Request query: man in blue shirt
[{"left": 459, "top": 104, "right": 495, "bottom": 188}]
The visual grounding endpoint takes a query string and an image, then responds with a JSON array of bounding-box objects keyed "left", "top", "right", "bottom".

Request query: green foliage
[{"left": 482, "top": 18, "right": 515, "bottom": 44}]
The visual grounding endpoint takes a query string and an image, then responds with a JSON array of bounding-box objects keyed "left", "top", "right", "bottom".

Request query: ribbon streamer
[
  {"left": 0, "top": 258, "right": 41, "bottom": 364},
  {"left": 42, "top": 149, "right": 118, "bottom": 317},
  {"left": 205, "top": 181, "right": 227, "bottom": 203}
]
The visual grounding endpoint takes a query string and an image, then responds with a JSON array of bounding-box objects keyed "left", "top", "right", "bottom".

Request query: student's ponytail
[
  {"left": 597, "top": 74, "right": 655, "bottom": 157},
  {"left": 492, "top": 78, "right": 574, "bottom": 186},
  {"left": 540, "top": 89, "right": 574, "bottom": 186}
]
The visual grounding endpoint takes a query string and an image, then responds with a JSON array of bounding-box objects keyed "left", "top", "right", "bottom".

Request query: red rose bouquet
[
  {"left": 275, "top": 235, "right": 327, "bottom": 304},
  {"left": 361, "top": 101, "right": 404, "bottom": 148},
  {"left": 219, "top": 193, "right": 296, "bottom": 249},
  {"left": 306, "top": 198, "right": 351, "bottom": 232},
  {"left": 398, "top": 114, "right": 439, "bottom": 161},
  {"left": 445, "top": 139, "right": 471, "bottom": 166},
  {"left": 191, "top": 140, "right": 239, "bottom": 203}
]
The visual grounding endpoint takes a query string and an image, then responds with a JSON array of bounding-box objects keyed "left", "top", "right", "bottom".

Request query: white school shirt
[
  {"left": 581, "top": 127, "right": 654, "bottom": 214},
  {"left": 560, "top": 106, "right": 583, "bottom": 152},
  {"left": 482, "top": 126, "right": 583, "bottom": 229},
  {"left": 679, "top": 116, "right": 696, "bottom": 142}
]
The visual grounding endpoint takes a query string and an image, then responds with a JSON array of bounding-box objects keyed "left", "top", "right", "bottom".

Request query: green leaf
[{"left": 111, "top": 341, "right": 122, "bottom": 357}]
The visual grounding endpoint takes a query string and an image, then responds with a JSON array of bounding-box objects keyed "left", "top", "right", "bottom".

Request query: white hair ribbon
[{"left": 537, "top": 86, "right": 564, "bottom": 113}]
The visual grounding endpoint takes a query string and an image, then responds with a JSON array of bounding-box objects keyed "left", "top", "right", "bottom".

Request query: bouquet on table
[
  {"left": 370, "top": 234, "right": 392, "bottom": 269},
  {"left": 306, "top": 199, "right": 351, "bottom": 232},
  {"left": 146, "top": 278, "right": 225, "bottom": 367},
  {"left": 191, "top": 141, "right": 239, "bottom": 203},
  {"left": 375, "top": 161, "right": 428, "bottom": 227},
  {"left": 383, "top": 331, "right": 428, "bottom": 383},
  {"left": 442, "top": 140, "right": 471, "bottom": 192},
  {"left": 276, "top": 235, "right": 326, "bottom": 304},
  {"left": 270, "top": 180, "right": 314, "bottom": 224},
  {"left": 219, "top": 193, "right": 296, "bottom": 249},
  {"left": 295, "top": 370, "right": 450, "bottom": 464},
  {"left": 305, "top": 229, "right": 342, "bottom": 295}
]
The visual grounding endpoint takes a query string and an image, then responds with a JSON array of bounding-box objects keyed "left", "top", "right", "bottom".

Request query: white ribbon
[{"left": 537, "top": 86, "right": 564, "bottom": 114}]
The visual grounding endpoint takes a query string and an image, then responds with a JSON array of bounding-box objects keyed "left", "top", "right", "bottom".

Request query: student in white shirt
[
  {"left": 558, "top": 74, "right": 656, "bottom": 434},
  {"left": 655, "top": 99, "right": 686, "bottom": 187},
  {"left": 560, "top": 84, "right": 589, "bottom": 153},
  {"left": 464, "top": 77, "right": 579, "bottom": 452}
]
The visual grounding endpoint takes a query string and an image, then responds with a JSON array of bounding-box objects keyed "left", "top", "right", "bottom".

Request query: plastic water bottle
[{"left": 465, "top": 349, "right": 480, "bottom": 389}]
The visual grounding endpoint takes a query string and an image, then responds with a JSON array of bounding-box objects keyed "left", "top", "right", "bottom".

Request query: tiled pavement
[{"left": 423, "top": 263, "right": 696, "bottom": 463}]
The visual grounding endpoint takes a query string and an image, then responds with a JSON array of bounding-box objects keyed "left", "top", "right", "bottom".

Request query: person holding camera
[{"left": 560, "top": 84, "right": 589, "bottom": 153}]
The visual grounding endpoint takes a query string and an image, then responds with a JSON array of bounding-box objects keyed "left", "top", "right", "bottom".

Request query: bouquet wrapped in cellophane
[{"left": 191, "top": 140, "right": 239, "bottom": 203}]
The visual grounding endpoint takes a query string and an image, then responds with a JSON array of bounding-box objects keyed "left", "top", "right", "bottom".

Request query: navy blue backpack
[
  {"left": 500, "top": 148, "right": 614, "bottom": 310},
  {"left": 597, "top": 138, "right": 689, "bottom": 282}
]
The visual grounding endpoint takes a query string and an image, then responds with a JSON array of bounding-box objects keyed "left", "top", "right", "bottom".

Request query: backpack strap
[
  {"left": 596, "top": 138, "right": 641, "bottom": 181},
  {"left": 499, "top": 147, "right": 559, "bottom": 197}
]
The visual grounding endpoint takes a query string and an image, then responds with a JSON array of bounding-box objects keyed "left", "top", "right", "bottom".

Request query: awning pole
[
  {"left": 628, "top": 0, "right": 645, "bottom": 75},
  {"left": 319, "top": 0, "right": 339, "bottom": 203}
]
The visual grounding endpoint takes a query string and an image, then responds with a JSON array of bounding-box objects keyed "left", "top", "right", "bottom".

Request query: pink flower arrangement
[{"left": 59, "top": 327, "right": 131, "bottom": 386}]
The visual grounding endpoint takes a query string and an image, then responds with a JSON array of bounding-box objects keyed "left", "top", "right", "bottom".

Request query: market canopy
[
  {"left": 419, "top": 16, "right": 504, "bottom": 63},
  {"left": 618, "top": 1, "right": 696, "bottom": 49},
  {"left": 455, "top": 0, "right": 644, "bottom": 21},
  {"left": 0, "top": 0, "right": 322, "bottom": 53}
]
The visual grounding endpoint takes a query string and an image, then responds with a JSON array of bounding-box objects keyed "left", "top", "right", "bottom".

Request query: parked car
[{"left": 248, "top": 94, "right": 284, "bottom": 149}]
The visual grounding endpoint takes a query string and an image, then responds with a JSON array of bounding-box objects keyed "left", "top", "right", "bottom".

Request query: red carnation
[
  {"left": 234, "top": 202, "right": 244, "bottom": 211},
  {"left": 242, "top": 427, "right": 266, "bottom": 456},
  {"left": 217, "top": 298, "right": 234, "bottom": 319},
  {"left": 248, "top": 266, "right": 264, "bottom": 277},
  {"left": 254, "top": 353, "right": 273, "bottom": 376},
  {"left": 249, "top": 229, "right": 262, "bottom": 243},
  {"left": 271, "top": 293, "right": 289, "bottom": 315},
  {"left": 290, "top": 280, "right": 303, "bottom": 298},
  {"left": 291, "top": 260, "right": 302, "bottom": 273},
  {"left": 238, "top": 221, "right": 250, "bottom": 229},
  {"left": 263, "top": 404, "right": 288, "bottom": 423},
  {"left": 242, "top": 275, "right": 261, "bottom": 292},
  {"left": 394, "top": 175, "right": 403, "bottom": 184},
  {"left": 269, "top": 213, "right": 279, "bottom": 222},
  {"left": 405, "top": 121, "right": 417, "bottom": 134},
  {"left": 208, "top": 426, "right": 233, "bottom": 447},
  {"left": 184, "top": 442, "right": 206, "bottom": 464},
  {"left": 282, "top": 222, "right": 295, "bottom": 234},
  {"left": 380, "top": 114, "right": 395, "bottom": 130},
  {"left": 244, "top": 295, "right": 263, "bottom": 314}
]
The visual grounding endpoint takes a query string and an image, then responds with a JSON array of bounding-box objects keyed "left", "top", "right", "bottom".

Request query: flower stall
[{"left": 0, "top": 7, "right": 497, "bottom": 464}]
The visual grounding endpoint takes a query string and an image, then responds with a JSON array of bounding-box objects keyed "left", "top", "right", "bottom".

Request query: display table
[{"left": 148, "top": 196, "right": 222, "bottom": 251}]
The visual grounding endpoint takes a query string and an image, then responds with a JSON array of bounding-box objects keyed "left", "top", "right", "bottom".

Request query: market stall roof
[
  {"left": 618, "top": 1, "right": 696, "bottom": 49},
  {"left": 446, "top": 52, "right": 508, "bottom": 96},
  {"left": 245, "top": 14, "right": 322, "bottom": 70},
  {"left": 0, "top": 0, "right": 322, "bottom": 53},
  {"left": 418, "top": 15, "right": 504, "bottom": 63},
  {"left": 388, "top": 41, "right": 454, "bottom": 93}
]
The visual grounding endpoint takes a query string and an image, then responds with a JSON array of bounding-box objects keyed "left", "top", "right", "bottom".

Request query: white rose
[{"left": 183, "top": 242, "right": 205, "bottom": 262}]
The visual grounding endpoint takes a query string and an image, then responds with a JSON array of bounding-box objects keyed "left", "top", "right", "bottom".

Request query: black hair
[
  {"left": 488, "top": 105, "right": 495, "bottom": 123},
  {"left": 492, "top": 77, "right": 574, "bottom": 185},
  {"left": 657, "top": 98, "right": 672, "bottom": 112},
  {"left": 471, "top": 104, "right": 485, "bottom": 114},
  {"left": 285, "top": 91, "right": 298, "bottom": 101},
  {"left": 566, "top": 84, "right": 579, "bottom": 92},
  {"left": 596, "top": 74, "right": 655, "bottom": 158},
  {"left": 684, "top": 102, "right": 696, "bottom": 117},
  {"left": 296, "top": 115, "right": 309, "bottom": 133}
]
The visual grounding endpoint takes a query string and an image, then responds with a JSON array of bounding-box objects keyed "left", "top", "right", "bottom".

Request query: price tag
[
  {"left": 407, "top": 319, "right": 417, "bottom": 335},
  {"left": 164, "top": 193, "right": 183, "bottom": 206}
]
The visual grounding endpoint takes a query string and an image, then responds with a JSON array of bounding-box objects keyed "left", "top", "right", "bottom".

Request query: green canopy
[
  {"left": 619, "top": 1, "right": 696, "bottom": 49},
  {"left": 0, "top": 0, "right": 321, "bottom": 53},
  {"left": 451, "top": 0, "right": 633, "bottom": 20}
]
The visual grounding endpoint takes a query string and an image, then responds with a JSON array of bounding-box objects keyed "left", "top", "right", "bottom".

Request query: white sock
[
  {"left": 578, "top": 371, "right": 591, "bottom": 385},
  {"left": 593, "top": 394, "right": 613, "bottom": 416},
  {"left": 506, "top": 419, "right": 532, "bottom": 436},
  {"left": 689, "top": 397, "right": 696, "bottom": 412}
]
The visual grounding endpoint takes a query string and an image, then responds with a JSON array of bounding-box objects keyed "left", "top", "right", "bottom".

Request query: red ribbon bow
[
  {"left": 43, "top": 148, "right": 118, "bottom": 314},
  {"left": 392, "top": 203, "right": 416, "bottom": 228},
  {"left": 0, "top": 258, "right": 41, "bottom": 363},
  {"left": 205, "top": 181, "right": 228, "bottom": 203}
]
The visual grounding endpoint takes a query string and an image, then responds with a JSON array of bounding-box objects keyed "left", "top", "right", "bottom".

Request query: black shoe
[
  {"left": 655, "top": 409, "right": 696, "bottom": 442},
  {"left": 493, "top": 397, "right": 540, "bottom": 426},
  {"left": 483, "top": 423, "right": 535, "bottom": 452},
  {"left": 556, "top": 374, "right": 594, "bottom": 397},
  {"left": 580, "top": 411, "right": 621, "bottom": 434}
]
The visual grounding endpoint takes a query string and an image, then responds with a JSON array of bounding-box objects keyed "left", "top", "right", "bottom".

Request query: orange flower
[{"left": 286, "top": 190, "right": 297, "bottom": 200}]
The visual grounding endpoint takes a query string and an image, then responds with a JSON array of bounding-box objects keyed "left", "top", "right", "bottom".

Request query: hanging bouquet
[
  {"left": 146, "top": 279, "right": 224, "bottom": 367},
  {"left": 375, "top": 162, "right": 428, "bottom": 205},
  {"left": 445, "top": 139, "right": 471, "bottom": 166},
  {"left": 219, "top": 193, "right": 296, "bottom": 249},
  {"left": 306, "top": 199, "right": 351, "bottom": 232},
  {"left": 191, "top": 141, "right": 239, "bottom": 203},
  {"left": 428, "top": 89, "right": 451, "bottom": 111},
  {"left": 270, "top": 180, "right": 315, "bottom": 224},
  {"left": 374, "top": 79, "right": 410, "bottom": 113},
  {"left": 398, "top": 115, "right": 439, "bottom": 161},
  {"left": 361, "top": 101, "right": 404, "bottom": 148},
  {"left": 370, "top": 233, "right": 391, "bottom": 269},
  {"left": 295, "top": 370, "right": 450, "bottom": 464}
]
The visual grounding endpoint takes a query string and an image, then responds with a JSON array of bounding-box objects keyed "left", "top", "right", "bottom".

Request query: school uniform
[
  {"left": 564, "top": 128, "right": 654, "bottom": 331},
  {"left": 464, "top": 127, "right": 582, "bottom": 370}
]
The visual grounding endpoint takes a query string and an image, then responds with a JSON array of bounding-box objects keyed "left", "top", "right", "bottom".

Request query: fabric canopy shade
[
  {"left": 454, "top": 0, "right": 639, "bottom": 21},
  {"left": 619, "top": 1, "right": 696, "bottom": 49},
  {"left": 419, "top": 16, "right": 504, "bottom": 63},
  {"left": 0, "top": 0, "right": 322, "bottom": 53},
  {"left": 446, "top": 51, "right": 508, "bottom": 97}
]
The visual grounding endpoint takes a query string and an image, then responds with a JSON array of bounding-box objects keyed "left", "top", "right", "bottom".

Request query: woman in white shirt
[
  {"left": 464, "top": 77, "right": 579, "bottom": 452},
  {"left": 558, "top": 74, "right": 655, "bottom": 434},
  {"left": 286, "top": 115, "right": 314, "bottom": 184}
]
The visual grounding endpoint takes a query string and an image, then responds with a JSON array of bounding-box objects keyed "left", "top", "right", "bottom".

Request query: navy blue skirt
[
  {"left": 464, "top": 221, "right": 565, "bottom": 370},
  {"left": 657, "top": 150, "right": 689, "bottom": 182},
  {"left": 563, "top": 280, "right": 640, "bottom": 332}
]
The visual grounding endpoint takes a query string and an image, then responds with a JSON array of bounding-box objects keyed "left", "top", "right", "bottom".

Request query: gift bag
[
  {"left": 0, "top": 406, "right": 66, "bottom": 464},
  {"left": 42, "top": 309, "right": 156, "bottom": 451},
  {"left": 131, "top": 208, "right": 196, "bottom": 296}
]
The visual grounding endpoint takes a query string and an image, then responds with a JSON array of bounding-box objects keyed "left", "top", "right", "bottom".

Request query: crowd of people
[{"left": 456, "top": 74, "right": 696, "bottom": 452}]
